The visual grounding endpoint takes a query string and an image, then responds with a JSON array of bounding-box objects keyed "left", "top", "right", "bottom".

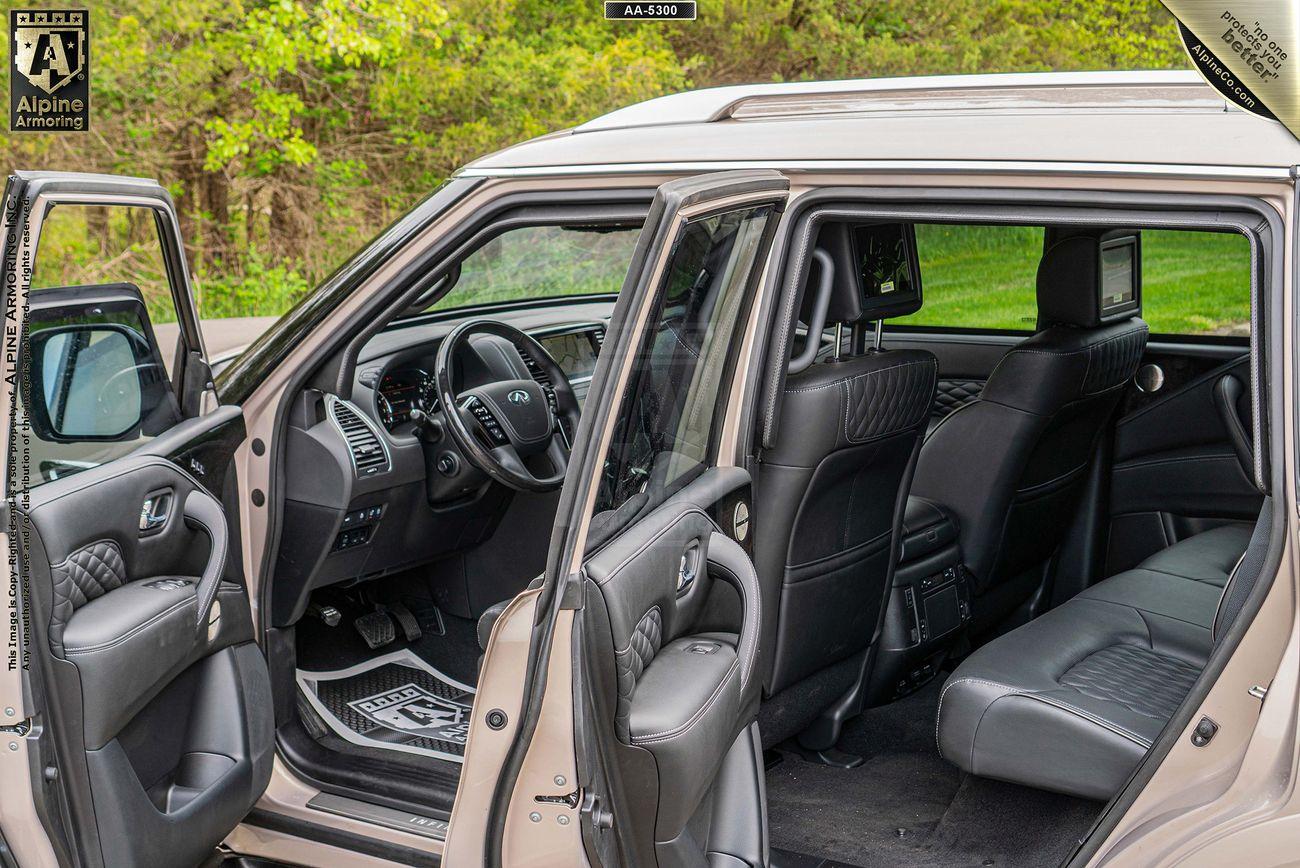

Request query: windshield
[{"left": 428, "top": 223, "right": 641, "bottom": 312}]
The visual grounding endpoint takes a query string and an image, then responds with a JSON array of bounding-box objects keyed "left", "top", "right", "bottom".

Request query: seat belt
[{"left": 1213, "top": 496, "right": 1274, "bottom": 643}]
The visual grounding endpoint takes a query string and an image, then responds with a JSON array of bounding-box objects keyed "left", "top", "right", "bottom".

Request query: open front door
[
  {"left": 0, "top": 172, "right": 273, "bottom": 868},
  {"left": 447, "top": 171, "right": 788, "bottom": 867}
]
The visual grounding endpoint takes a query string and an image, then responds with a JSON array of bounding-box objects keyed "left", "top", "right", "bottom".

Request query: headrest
[
  {"left": 798, "top": 222, "right": 923, "bottom": 325},
  {"left": 799, "top": 225, "right": 863, "bottom": 325},
  {"left": 1036, "top": 232, "right": 1140, "bottom": 329}
]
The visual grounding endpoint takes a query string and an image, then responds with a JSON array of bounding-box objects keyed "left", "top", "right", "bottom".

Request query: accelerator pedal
[{"left": 386, "top": 601, "right": 424, "bottom": 644}]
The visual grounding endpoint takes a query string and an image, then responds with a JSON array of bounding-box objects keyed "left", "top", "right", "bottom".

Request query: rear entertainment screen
[
  {"left": 1099, "top": 236, "right": 1138, "bottom": 316},
  {"left": 851, "top": 223, "right": 920, "bottom": 318}
]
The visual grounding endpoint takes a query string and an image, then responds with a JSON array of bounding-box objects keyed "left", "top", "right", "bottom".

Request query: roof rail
[{"left": 576, "top": 70, "right": 1214, "bottom": 133}]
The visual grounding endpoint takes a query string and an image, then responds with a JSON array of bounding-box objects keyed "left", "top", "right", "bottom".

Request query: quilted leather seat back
[{"left": 757, "top": 348, "right": 937, "bottom": 695}]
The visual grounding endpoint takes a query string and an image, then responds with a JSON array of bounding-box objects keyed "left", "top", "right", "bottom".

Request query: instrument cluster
[{"left": 375, "top": 368, "right": 438, "bottom": 430}]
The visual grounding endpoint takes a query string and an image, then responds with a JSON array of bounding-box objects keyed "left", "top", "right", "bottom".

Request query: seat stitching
[
  {"left": 783, "top": 525, "right": 892, "bottom": 573},
  {"left": 614, "top": 605, "right": 662, "bottom": 655},
  {"left": 937, "top": 675, "right": 1154, "bottom": 756},
  {"left": 981, "top": 324, "right": 1146, "bottom": 392},
  {"left": 935, "top": 676, "right": 1017, "bottom": 751},
  {"left": 594, "top": 508, "right": 712, "bottom": 587},
  {"left": 1074, "top": 594, "right": 1215, "bottom": 632},
  {"left": 64, "top": 597, "right": 197, "bottom": 654},
  {"left": 1024, "top": 693, "right": 1154, "bottom": 747},
  {"left": 630, "top": 658, "right": 739, "bottom": 743},
  {"left": 783, "top": 381, "right": 842, "bottom": 394},
  {"left": 1139, "top": 566, "right": 1229, "bottom": 586}
]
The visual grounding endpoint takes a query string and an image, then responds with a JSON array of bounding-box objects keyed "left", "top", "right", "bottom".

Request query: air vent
[
  {"left": 327, "top": 396, "right": 391, "bottom": 477},
  {"left": 520, "top": 349, "right": 552, "bottom": 387}
]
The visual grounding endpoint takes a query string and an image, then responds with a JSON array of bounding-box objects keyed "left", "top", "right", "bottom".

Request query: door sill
[{"left": 306, "top": 792, "right": 449, "bottom": 841}]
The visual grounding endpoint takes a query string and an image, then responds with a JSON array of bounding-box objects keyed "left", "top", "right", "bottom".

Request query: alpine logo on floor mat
[
  {"left": 296, "top": 649, "right": 476, "bottom": 763},
  {"left": 349, "top": 683, "right": 471, "bottom": 746}
]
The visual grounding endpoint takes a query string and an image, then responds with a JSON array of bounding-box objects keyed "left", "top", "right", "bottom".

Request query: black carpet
[
  {"left": 295, "top": 598, "right": 482, "bottom": 687},
  {"left": 766, "top": 678, "right": 1102, "bottom": 868}
]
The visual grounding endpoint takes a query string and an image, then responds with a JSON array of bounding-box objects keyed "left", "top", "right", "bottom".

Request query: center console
[{"left": 865, "top": 495, "right": 971, "bottom": 705}]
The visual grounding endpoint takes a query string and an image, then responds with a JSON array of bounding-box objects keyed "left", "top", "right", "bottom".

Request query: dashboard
[
  {"left": 271, "top": 301, "right": 616, "bottom": 626},
  {"left": 372, "top": 323, "right": 603, "bottom": 432}
]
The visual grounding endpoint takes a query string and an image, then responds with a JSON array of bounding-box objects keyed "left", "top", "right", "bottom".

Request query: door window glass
[
  {"left": 1140, "top": 229, "right": 1250, "bottom": 337},
  {"left": 593, "top": 205, "right": 773, "bottom": 517},
  {"left": 896, "top": 224, "right": 1251, "bottom": 338},
  {"left": 895, "top": 224, "right": 1043, "bottom": 331},
  {"left": 20, "top": 203, "right": 184, "bottom": 486}
]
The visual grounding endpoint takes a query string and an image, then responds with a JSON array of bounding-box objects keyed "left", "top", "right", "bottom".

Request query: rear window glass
[
  {"left": 896, "top": 224, "right": 1043, "bottom": 331},
  {"left": 896, "top": 225, "right": 1251, "bottom": 338}
]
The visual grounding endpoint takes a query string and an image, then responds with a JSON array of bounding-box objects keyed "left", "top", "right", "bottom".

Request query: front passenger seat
[
  {"left": 911, "top": 231, "right": 1148, "bottom": 634},
  {"left": 755, "top": 231, "right": 937, "bottom": 753}
]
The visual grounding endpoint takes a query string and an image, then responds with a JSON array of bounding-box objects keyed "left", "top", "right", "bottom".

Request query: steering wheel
[{"left": 434, "top": 320, "right": 581, "bottom": 493}]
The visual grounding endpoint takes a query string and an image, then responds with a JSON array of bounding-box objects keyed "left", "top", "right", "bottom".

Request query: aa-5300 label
[{"left": 604, "top": 2, "right": 697, "bottom": 20}]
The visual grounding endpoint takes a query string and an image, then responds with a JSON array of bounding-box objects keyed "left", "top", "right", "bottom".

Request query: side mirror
[{"left": 27, "top": 323, "right": 162, "bottom": 442}]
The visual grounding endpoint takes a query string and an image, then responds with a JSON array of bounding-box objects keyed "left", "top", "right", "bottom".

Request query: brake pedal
[{"left": 355, "top": 611, "right": 396, "bottom": 650}]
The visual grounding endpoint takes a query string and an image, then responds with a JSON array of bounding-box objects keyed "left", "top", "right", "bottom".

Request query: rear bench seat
[{"left": 936, "top": 524, "right": 1252, "bottom": 800}]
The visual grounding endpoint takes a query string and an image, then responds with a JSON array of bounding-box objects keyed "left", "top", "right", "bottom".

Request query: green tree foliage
[{"left": 0, "top": 0, "right": 1186, "bottom": 318}]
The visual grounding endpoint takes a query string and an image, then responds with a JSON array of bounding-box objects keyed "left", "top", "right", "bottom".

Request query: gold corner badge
[
  {"left": 1163, "top": 1, "right": 1297, "bottom": 135},
  {"left": 9, "top": 9, "right": 89, "bottom": 132}
]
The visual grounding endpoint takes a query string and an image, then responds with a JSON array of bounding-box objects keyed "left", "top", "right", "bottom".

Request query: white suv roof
[{"left": 460, "top": 70, "right": 1300, "bottom": 177}]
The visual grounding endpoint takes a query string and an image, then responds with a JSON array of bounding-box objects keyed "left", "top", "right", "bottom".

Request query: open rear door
[
  {"left": 446, "top": 170, "right": 788, "bottom": 867},
  {"left": 0, "top": 172, "right": 273, "bottom": 868}
]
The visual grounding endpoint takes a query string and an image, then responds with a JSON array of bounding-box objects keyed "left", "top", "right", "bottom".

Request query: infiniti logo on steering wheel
[{"left": 507, "top": 389, "right": 531, "bottom": 405}]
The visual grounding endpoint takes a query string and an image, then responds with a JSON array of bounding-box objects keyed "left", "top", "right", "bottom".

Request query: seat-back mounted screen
[
  {"left": 1100, "top": 235, "right": 1139, "bottom": 318},
  {"left": 851, "top": 223, "right": 922, "bottom": 320}
]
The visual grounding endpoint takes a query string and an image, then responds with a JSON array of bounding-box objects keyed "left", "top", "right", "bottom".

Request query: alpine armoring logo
[{"left": 9, "top": 9, "right": 89, "bottom": 132}]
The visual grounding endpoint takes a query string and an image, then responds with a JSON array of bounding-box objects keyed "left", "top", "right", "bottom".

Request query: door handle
[
  {"left": 182, "top": 489, "right": 229, "bottom": 630},
  {"left": 677, "top": 541, "right": 702, "bottom": 595},
  {"left": 139, "top": 490, "right": 173, "bottom": 533}
]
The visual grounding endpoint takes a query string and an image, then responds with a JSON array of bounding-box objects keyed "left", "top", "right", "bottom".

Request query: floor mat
[
  {"left": 766, "top": 677, "right": 1101, "bottom": 868},
  {"left": 297, "top": 648, "right": 475, "bottom": 762}
]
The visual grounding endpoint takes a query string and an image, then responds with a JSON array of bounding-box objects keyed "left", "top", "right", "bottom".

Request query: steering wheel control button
[
  {"left": 466, "top": 397, "right": 510, "bottom": 446},
  {"left": 436, "top": 452, "right": 461, "bottom": 477}
]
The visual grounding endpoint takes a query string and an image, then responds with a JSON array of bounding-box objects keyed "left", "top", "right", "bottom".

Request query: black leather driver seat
[{"left": 912, "top": 232, "right": 1149, "bottom": 633}]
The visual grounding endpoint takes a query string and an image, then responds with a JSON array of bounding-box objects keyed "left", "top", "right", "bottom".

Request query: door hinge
[{"left": 581, "top": 790, "right": 614, "bottom": 831}]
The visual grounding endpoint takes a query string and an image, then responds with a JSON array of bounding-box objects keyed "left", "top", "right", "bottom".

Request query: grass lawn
[{"left": 898, "top": 225, "right": 1252, "bottom": 335}]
